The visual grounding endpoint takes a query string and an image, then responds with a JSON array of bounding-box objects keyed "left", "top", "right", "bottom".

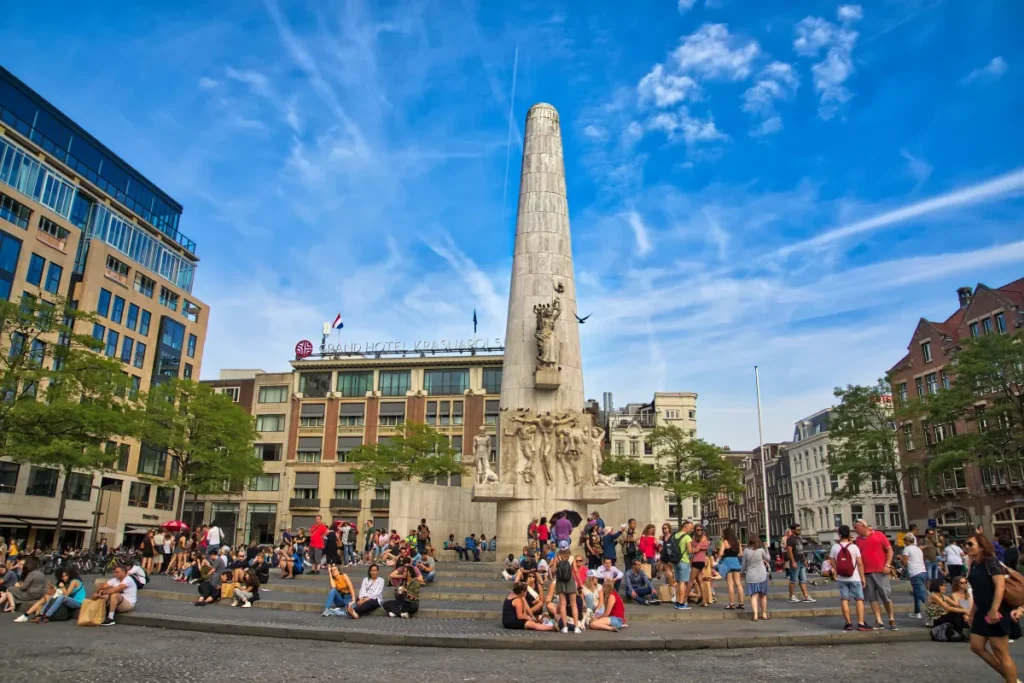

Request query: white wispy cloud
[
  {"left": 638, "top": 64, "right": 700, "bottom": 108},
  {"left": 583, "top": 124, "right": 609, "bottom": 141},
  {"left": 678, "top": 0, "right": 698, "bottom": 13},
  {"left": 225, "top": 66, "right": 272, "bottom": 96},
  {"left": 626, "top": 210, "right": 653, "bottom": 256},
  {"left": 959, "top": 56, "right": 1008, "bottom": 86},
  {"left": 647, "top": 108, "right": 729, "bottom": 145},
  {"left": 793, "top": 6, "right": 862, "bottom": 120},
  {"left": 742, "top": 61, "right": 799, "bottom": 135},
  {"left": 198, "top": 77, "right": 219, "bottom": 90},
  {"left": 671, "top": 23, "right": 761, "bottom": 81},
  {"left": 900, "top": 149, "right": 933, "bottom": 189},
  {"left": 776, "top": 167, "right": 1024, "bottom": 259}
]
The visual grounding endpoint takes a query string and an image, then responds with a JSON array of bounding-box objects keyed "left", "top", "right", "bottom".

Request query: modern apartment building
[
  {"left": 788, "top": 408, "right": 902, "bottom": 544},
  {"left": 0, "top": 67, "right": 208, "bottom": 550},
  {"left": 890, "top": 280, "right": 1024, "bottom": 541},
  {"left": 194, "top": 353, "right": 505, "bottom": 546},
  {"left": 606, "top": 392, "right": 701, "bottom": 522}
]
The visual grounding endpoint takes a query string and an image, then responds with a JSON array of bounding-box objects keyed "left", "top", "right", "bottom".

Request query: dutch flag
[{"left": 332, "top": 313, "right": 344, "bottom": 330}]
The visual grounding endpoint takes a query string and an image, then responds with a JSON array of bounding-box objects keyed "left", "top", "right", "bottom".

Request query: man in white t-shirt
[
  {"left": 206, "top": 525, "right": 224, "bottom": 554},
  {"left": 901, "top": 535, "right": 927, "bottom": 619},
  {"left": 944, "top": 539, "right": 967, "bottom": 579},
  {"left": 829, "top": 525, "right": 870, "bottom": 631},
  {"left": 93, "top": 565, "right": 137, "bottom": 626}
]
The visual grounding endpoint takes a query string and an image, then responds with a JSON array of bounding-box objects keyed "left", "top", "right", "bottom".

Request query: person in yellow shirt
[
  {"left": 6, "top": 539, "right": 18, "bottom": 569},
  {"left": 322, "top": 564, "right": 355, "bottom": 616}
]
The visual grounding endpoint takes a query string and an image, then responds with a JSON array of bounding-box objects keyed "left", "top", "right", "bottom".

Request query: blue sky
[{"left": 3, "top": 0, "right": 1023, "bottom": 447}]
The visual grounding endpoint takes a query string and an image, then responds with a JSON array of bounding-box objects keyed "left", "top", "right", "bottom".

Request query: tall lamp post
[{"left": 755, "top": 366, "right": 771, "bottom": 549}]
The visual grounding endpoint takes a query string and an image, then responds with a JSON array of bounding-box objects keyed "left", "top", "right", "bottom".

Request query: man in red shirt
[
  {"left": 309, "top": 515, "right": 329, "bottom": 576},
  {"left": 854, "top": 518, "right": 896, "bottom": 631}
]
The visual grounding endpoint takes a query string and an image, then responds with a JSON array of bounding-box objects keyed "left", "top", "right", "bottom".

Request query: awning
[{"left": 0, "top": 515, "right": 92, "bottom": 530}]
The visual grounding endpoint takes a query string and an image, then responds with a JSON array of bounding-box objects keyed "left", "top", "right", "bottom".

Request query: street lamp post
[{"left": 755, "top": 366, "right": 771, "bottom": 549}]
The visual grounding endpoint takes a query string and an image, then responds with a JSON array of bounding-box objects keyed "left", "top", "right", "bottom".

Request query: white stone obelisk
[
  {"left": 501, "top": 102, "right": 584, "bottom": 415},
  {"left": 473, "top": 103, "right": 617, "bottom": 559}
]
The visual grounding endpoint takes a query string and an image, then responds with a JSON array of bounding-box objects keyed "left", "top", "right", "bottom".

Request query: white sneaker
[
  {"left": 13, "top": 615, "right": 28, "bottom": 623},
  {"left": 670, "top": 588, "right": 677, "bottom": 602},
  {"left": 231, "top": 600, "right": 239, "bottom": 607},
  {"left": 802, "top": 597, "right": 817, "bottom": 603},
  {"left": 321, "top": 609, "right": 332, "bottom": 617},
  {"left": 574, "top": 627, "right": 582, "bottom": 634},
  {"left": 561, "top": 626, "right": 569, "bottom": 634},
  {"left": 908, "top": 612, "right": 921, "bottom": 619},
  {"left": 241, "top": 602, "right": 251, "bottom": 608},
  {"left": 401, "top": 613, "right": 410, "bottom": 619},
  {"left": 388, "top": 612, "right": 397, "bottom": 618},
  {"left": 789, "top": 596, "right": 800, "bottom": 602}
]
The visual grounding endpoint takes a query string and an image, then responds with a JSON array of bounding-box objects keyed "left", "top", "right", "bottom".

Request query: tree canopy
[
  {"left": 0, "top": 296, "right": 141, "bottom": 546},
  {"left": 347, "top": 422, "right": 465, "bottom": 486},
  {"left": 603, "top": 424, "right": 744, "bottom": 526},
  {"left": 141, "top": 378, "right": 261, "bottom": 519},
  {"left": 908, "top": 331, "right": 1024, "bottom": 485}
]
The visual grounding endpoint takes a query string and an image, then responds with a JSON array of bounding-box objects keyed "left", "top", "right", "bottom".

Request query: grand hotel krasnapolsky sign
[{"left": 295, "top": 337, "right": 504, "bottom": 360}]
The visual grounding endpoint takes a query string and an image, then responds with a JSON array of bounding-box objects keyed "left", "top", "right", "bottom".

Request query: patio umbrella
[
  {"left": 551, "top": 510, "right": 583, "bottom": 528},
  {"left": 160, "top": 520, "right": 190, "bottom": 533}
]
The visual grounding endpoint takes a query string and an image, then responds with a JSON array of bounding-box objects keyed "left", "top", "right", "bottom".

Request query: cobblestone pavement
[{"left": 1, "top": 620, "right": 1020, "bottom": 683}]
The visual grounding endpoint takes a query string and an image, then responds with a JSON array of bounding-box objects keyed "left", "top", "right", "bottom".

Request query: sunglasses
[{"left": 965, "top": 541, "right": 977, "bottom": 548}]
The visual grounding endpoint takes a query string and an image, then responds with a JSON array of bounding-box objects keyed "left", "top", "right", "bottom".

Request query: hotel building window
[
  {"left": 299, "top": 372, "right": 331, "bottom": 398},
  {"left": 299, "top": 403, "right": 326, "bottom": 427},
  {"left": 256, "top": 414, "right": 285, "bottom": 432},
  {"left": 296, "top": 437, "right": 322, "bottom": 463},
  {"left": 379, "top": 402, "right": 405, "bottom": 427},
  {"left": 337, "top": 371, "right": 372, "bottom": 397},
  {"left": 424, "top": 368, "right": 469, "bottom": 395},
  {"left": 485, "top": 400, "right": 499, "bottom": 425},
  {"left": 292, "top": 472, "right": 319, "bottom": 500},
  {"left": 337, "top": 436, "right": 362, "bottom": 462},
  {"left": 482, "top": 367, "right": 502, "bottom": 394},
  {"left": 339, "top": 402, "right": 365, "bottom": 427},
  {"left": 258, "top": 385, "right": 288, "bottom": 403},
  {"left": 378, "top": 371, "right": 410, "bottom": 397}
]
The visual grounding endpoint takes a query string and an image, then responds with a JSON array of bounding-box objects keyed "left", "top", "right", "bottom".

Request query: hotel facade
[
  {"left": 0, "top": 67, "right": 208, "bottom": 550},
  {"left": 194, "top": 351, "right": 504, "bottom": 546}
]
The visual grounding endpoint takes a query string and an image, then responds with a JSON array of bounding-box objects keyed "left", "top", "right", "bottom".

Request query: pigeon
[{"left": 574, "top": 311, "right": 592, "bottom": 324}]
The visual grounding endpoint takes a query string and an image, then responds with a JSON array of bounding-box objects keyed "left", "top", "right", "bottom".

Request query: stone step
[
  {"left": 141, "top": 583, "right": 914, "bottom": 623},
  {"left": 119, "top": 599, "right": 931, "bottom": 651}
]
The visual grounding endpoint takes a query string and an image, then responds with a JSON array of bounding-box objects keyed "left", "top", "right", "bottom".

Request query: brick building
[{"left": 890, "top": 279, "right": 1024, "bottom": 541}]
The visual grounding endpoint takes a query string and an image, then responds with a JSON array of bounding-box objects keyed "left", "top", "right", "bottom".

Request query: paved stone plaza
[{"left": 1, "top": 621, "right": 1019, "bottom": 683}]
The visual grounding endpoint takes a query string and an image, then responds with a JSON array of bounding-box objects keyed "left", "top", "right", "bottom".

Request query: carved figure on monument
[
  {"left": 474, "top": 427, "right": 499, "bottom": 484},
  {"left": 555, "top": 417, "right": 584, "bottom": 486},
  {"left": 510, "top": 409, "right": 572, "bottom": 485},
  {"left": 590, "top": 426, "right": 616, "bottom": 486},
  {"left": 533, "top": 298, "right": 561, "bottom": 367},
  {"left": 503, "top": 420, "right": 537, "bottom": 484}
]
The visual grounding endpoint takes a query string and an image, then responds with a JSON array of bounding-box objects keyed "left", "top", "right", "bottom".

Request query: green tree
[
  {"left": 603, "top": 425, "right": 744, "bottom": 526},
  {"left": 0, "top": 296, "right": 140, "bottom": 547},
  {"left": 828, "top": 380, "right": 909, "bottom": 529},
  {"left": 913, "top": 332, "right": 1024, "bottom": 486},
  {"left": 141, "top": 378, "right": 262, "bottom": 520},
  {"left": 347, "top": 422, "right": 465, "bottom": 486}
]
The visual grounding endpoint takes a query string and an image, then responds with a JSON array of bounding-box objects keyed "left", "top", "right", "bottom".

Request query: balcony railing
[
  {"left": 289, "top": 498, "right": 320, "bottom": 509},
  {"left": 104, "top": 267, "right": 129, "bottom": 287},
  {"left": 330, "top": 498, "right": 360, "bottom": 509},
  {"left": 36, "top": 229, "right": 67, "bottom": 252},
  {"left": 297, "top": 425, "right": 324, "bottom": 435},
  {"left": 370, "top": 499, "right": 390, "bottom": 510}
]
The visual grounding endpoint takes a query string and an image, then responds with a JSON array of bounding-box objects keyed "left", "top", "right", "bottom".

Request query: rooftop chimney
[{"left": 957, "top": 286, "right": 973, "bottom": 308}]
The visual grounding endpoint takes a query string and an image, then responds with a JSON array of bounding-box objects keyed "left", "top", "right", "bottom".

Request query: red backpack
[{"left": 835, "top": 542, "right": 856, "bottom": 578}]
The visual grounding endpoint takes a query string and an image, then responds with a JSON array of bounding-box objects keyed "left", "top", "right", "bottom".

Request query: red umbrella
[{"left": 160, "top": 520, "right": 190, "bottom": 533}]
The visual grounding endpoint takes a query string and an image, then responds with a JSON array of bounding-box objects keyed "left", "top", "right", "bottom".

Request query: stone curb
[
  {"left": 139, "top": 589, "right": 881, "bottom": 622},
  {"left": 118, "top": 613, "right": 931, "bottom": 651}
]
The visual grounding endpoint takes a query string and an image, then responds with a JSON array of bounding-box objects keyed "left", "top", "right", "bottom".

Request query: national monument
[{"left": 472, "top": 103, "right": 619, "bottom": 559}]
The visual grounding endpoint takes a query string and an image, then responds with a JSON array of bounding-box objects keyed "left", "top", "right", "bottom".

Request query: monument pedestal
[{"left": 473, "top": 483, "right": 620, "bottom": 560}]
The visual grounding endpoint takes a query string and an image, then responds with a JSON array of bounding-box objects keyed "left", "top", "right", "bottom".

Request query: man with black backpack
[{"left": 829, "top": 525, "right": 871, "bottom": 631}]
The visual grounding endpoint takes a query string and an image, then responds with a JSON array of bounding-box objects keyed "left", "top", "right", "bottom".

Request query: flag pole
[{"left": 755, "top": 365, "right": 771, "bottom": 549}]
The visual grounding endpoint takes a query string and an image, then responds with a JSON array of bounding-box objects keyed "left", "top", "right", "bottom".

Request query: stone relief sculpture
[
  {"left": 533, "top": 298, "right": 561, "bottom": 367},
  {"left": 590, "top": 426, "right": 616, "bottom": 486},
  {"left": 509, "top": 409, "right": 573, "bottom": 485},
  {"left": 474, "top": 427, "right": 499, "bottom": 484},
  {"left": 503, "top": 420, "right": 538, "bottom": 484}
]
